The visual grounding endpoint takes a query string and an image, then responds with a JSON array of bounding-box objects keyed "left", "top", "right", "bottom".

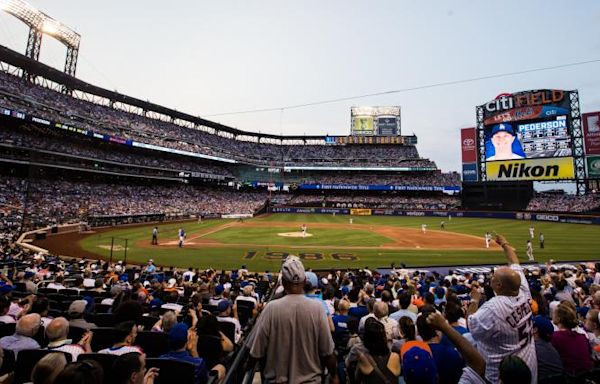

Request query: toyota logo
[{"left": 463, "top": 138, "right": 475, "bottom": 146}]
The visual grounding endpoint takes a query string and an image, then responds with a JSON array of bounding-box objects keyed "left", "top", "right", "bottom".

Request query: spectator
[
  {"left": 584, "top": 308, "right": 600, "bottom": 361},
  {"left": 467, "top": 234, "right": 537, "bottom": 383},
  {"left": 439, "top": 301, "right": 470, "bottom": 348},
  {"left": 160, "top": 322, "right": 223, "bottom": 383},
  {"left": 551, "top": 301, "right": 593, "bottom": 374},
  {"left": 389, "top": 291, "right": 417, "bottom": 323},
  {"left": 532, "top": 315, "right": 563, "bottom": 380},
  {"left": 68, "top": 300, "right": 97, "bottom": 330},
  {"left": 46, "top": 317, "right": 92, "bottom": 361},
  {"left": 416, "top": 310, "right": 464, "bottom": 384},
  {"left": 215, "top": 300, "right": 241, "bottom": 344},
  {"left": 112, "top": 352, "right": 159, "bottom": 384},
  {"left": 249, "top": 256, "right": 338, "bottom": 383},
  {"left": 353, "top": 317, "right": 400, "bottom": 383},
  {"left": 98, "top": 321, "right": 144, "bottom": 355},
  {"left": 31, "top": 352, "right": 68, "bottom": 384},
  {"left": 0, "top": 313, "right": 41, "bottom": 355},
  {"left": 151, "top": 311, "right": 177, "bottom": 333},
  {"left": 373, "top": 301, "right": 398, "bottom": 346},
  {"left": 54, "top": 360, "right": 103, "bottom": 384},
  {"left": 31, "top": 296, "right": 53, "bottom": 328},
  {"left": 46, "top": 275, "right": 66, "bottom": 290},
  {"left": 0, "top": 296, "right": 14, "bottom": 324}
]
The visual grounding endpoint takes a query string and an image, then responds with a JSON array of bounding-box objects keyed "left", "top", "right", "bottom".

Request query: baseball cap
[
  {"left": 149, "top": 298, "right": 163, "bottom": 310},
  {"left": 215, "top": 285, "right": 225, "bottom": 295},
  {"left": 401, "top": 343, "right": 437, "bottom": 384},
  {"left": 68, "top": 300, "right": 87, "bottom": 315},
  {"left": 217, "top": 300, "right": 231, "bottom": 312},
  {"left": 281, "top": 256, "right": 305, "bottom": 284},
  {"left": 167, "top": 278, "right": 177, "bottom": 288},
  {"left": 305, "top": 271, "right": 318, "bottom": 289},
  {"left": 533, "top": 315, "right": 554, "bottom": 338},
  {"left": 168, "top": 322, "right": 189, "bottom": 345},
  {"left": 0, "top": 283, "right": 13, "bottom": 296},
  {"left": 341, "top": 286, "right": 350, "bottom": 295},
  {"left": 491, "top": 123, "right": 515, "bottom": 136}
]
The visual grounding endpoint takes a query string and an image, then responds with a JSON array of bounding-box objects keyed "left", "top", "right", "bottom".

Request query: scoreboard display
[
  {"left": 517, "top": 115, "right": 571, "bottom": 158},
  {"left": 351, "top": 106, "right": 401, "bottom": 136}
]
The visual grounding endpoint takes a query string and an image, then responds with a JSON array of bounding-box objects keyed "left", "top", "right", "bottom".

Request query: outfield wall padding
[{"left": 269, "top": 207, "right": 600, "bottom": 225}]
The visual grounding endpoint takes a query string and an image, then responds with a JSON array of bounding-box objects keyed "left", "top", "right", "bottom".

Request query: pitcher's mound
[{"left": 278, "top": 232, "right": 313, "bottom": 238}]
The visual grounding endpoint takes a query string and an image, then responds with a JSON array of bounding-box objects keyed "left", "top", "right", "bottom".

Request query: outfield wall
[{"left": 269, "top": 206, "right": 600, "bottom": 225}]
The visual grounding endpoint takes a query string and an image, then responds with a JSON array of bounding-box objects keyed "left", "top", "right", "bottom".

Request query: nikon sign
[{"left": 486, "top": 157, "right": 575, "bottom": 181}]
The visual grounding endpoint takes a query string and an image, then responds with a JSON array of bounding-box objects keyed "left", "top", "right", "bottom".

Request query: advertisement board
[
  {"left": 461, "top": 127, "right": 477, "bottom": 163},
  {"left": 485, "top": 157, "right": 575, "bottom": 181},
  {"left": 462, "top": 163, "right": 478, "bottom": 182},
  {"left": 377, "top": 117, "right": 398, "bottom": 136},
  {"left": 352, "top": 117, "right": 374, "bottom": 135},
  {"left": 583, "top": 112, "right": 600, "bottom": 155},
  {"left": 587, "top": 156, "right": 600, "bottom": 179},
  {"left": 478, "top": 90, "right": 576, "bottom": 182}
]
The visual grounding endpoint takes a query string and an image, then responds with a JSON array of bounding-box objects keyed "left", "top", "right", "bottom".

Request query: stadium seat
[
  {"left": 218, "top": 321, "right": 236, "bottom": 345},
  {"left": 146, "top": 358, "right": 196, "bottom": 384},
  {"left": 94, "top": 303, "right": 112, "bottom": 314},
  {"left": 0, "top": 348, "right": 15, "bottom": 375},
  {"left": 37, "top": 287, "right": 59, "bottom": 295},
  {"left": 14, "top": 350, "right": 72, "bottom": 384},
  {"left": 93, "top": 313, "right": 116, "bottom": 327},
  {"left": 78, "top": 353, "right": 117, "bottom": 384},
  {"left": 59, "top": 288, "right": 80, "bottom": 296},
  {"left": 0, "top": 323, "right": 16, "bottom": 338},
  {"left": 135, "top": 331, "right": 169, "bottom": 357},
  {"left": 68, "top": 325, "right": 88, "bottom": 343},
  {"left": 138, "top": 316, "right": 159, "bottom": 331},
  {"left": 90, "top": 327, "right": 117, "bottom": 352},
  {"left": 196, "top": 334, "right": 223, "bottom": 368},
  {"left": 235, "top": 300, "right": 255, "bottom": 327},
  {"left": 82, "top": 290, "right": 100, "bottom": 297},
  {"left": 203, "top": 304, "right": 218, "bottom": 314}
]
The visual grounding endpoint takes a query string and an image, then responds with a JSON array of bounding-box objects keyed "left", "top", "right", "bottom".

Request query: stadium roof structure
[{"left": 0, "top": 44, "right": 376, "bottom": 144}]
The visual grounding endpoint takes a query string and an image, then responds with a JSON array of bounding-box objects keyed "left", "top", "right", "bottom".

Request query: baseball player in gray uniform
[{"left": 467, "top": 234, "right": 537, "bottom": 384}]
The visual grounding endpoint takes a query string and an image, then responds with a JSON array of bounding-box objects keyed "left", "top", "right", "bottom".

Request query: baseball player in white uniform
[
  {"left": 467, "top": 234, "right": 537, "bottom": 383},
  {"left": 349, "top": 218, "right": 353, "bottom": 225},
  {"left": 528, "top": 225, "right": 534, "bottom": 239},
  {"left": 421, "top": 224, "right": 427, "bottom": 234},
  {"left": 526, "top": 240, "right": 534, "bottom": 261},
  {"left": 484, "top": 232, "right": 491, "bottom": 248},
  {"left": 301, "top": 224, "right": 307, "bottom": 238}
]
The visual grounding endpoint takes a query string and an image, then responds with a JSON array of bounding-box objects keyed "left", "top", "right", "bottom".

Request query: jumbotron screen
[
  {"left": 351, "top": 106, "right": 401, "bottom": 136},
  {"left": 478, "top": 89, "right": 577, "bottom": 181}
]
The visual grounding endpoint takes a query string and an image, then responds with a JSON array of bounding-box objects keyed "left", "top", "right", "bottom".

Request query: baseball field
[{"left": 32, "top": 213, "right": 600, "bottom": 271}]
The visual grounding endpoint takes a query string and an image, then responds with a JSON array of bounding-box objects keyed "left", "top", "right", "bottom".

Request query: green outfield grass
[{"left": 76, "top": 214, "right": 600, "bottom": 271}]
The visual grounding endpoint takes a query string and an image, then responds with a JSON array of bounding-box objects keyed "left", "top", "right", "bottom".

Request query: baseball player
[
  {"left": 526, "top": 240, "right": 534, "bottom": 261},
  {"left": 301, "top": 224, "right": 307, "bottom": 238},
  {"left": 151, "top": 227, "right": 158, "bottom": 245},
  {"left": 349, "top": 218, "right": 353, "bottom": 225},
  {"left": 421, "top": 224, "right": 427, "bottom": 234},
  {"left": 440, "top": 221, "right": 445, "bottom": 230},
  {"left": 484, "top": 232, "right": 491, "bottom": 248},
  {"left": 178, "top": 228, "right": 186, "bottom": 248},
  {"left": 467, "top": 234, "right": 537, "bottom": 383},
  {"left": 528, "top": 225, "right": 534, "bottom": 239},
  {"left": 539, "top": 232, "right": 545, "bottom": 249}
]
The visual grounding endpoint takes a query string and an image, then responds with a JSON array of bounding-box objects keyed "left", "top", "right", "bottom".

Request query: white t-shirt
[
  {"left": 468, "top": 264, "right": 537, "bottom": 384},
  {"left": 458, "top": 366, "right": 489, "bottom": 384}
]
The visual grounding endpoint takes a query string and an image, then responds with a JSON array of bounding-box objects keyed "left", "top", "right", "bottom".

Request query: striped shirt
[
  {"left": 48, "top": 339, "right": 86, "bottom": 361},
  {"left": 98, "top": 345, "right": 144, "bottom": 356}
]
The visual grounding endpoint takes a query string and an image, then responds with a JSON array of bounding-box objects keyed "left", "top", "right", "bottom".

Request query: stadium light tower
[{"left": 0, "top": 0, "right": 81, "bottom": 81}]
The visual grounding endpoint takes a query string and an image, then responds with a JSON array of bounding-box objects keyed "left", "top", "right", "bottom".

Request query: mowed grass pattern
[
  {"left": 204, "top": 226, "right": 392, "bottom": 246},
  {"left": 77, "top": 214, "right": 600, "bottom": 271}
]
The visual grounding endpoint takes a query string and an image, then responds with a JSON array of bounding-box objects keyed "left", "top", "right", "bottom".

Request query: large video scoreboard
[
  {"left": 351, "top": 106, "right": 401, "bottom": 136},
  {"left": 477, "top": 89, "right": 578, "bottom": 182}
]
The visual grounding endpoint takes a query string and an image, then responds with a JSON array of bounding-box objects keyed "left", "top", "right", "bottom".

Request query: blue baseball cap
[
  {"left": 402, "top": 345, "right": 437, "bottom": 384},
  {"left": 532, "top": 315, "right": 554, "bottom": 338},
  {"left": 168, "top": 323, "right": 189, "bottom": 345},
  {"left": 491, "top": 123, "right": 515, "bottom": 136}
]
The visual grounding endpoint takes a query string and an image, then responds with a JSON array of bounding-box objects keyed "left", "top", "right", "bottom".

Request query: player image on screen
[{"left": 485, "top": 123, "right": 525, "bottom": 161}]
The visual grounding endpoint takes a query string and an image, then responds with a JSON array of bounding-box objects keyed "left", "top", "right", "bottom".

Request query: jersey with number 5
[{"left": 468, "top": 265, "right": 537, "bottom": 384}]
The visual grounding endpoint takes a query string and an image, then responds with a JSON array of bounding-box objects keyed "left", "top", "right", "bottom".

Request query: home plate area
[{"left": 277, "top": 232, "right": 313, "bottom": 238}]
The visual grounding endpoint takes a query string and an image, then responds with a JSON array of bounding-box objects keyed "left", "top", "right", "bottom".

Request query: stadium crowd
[
  {"left": 0, "top": 176, "right": 268, "bottom": 231},
  {"left": 287, "top": 194, "right": 461, "bottom": 210},
  {"left": 0, "top": 71, "right": 433, "bottom": 167},
  {"left": 0, "top": 233, "right": 595, "bottom": 383},
  {"left": 526, "top": 193, "right": 600, "bottom": 213},
  {"left": 297, "top": 172, "right": 461, "bottom": 187}
]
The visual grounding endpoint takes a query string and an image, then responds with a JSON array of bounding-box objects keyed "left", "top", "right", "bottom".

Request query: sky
[{"left": 0, "top": 0, "right": 599, "bottom": 174}]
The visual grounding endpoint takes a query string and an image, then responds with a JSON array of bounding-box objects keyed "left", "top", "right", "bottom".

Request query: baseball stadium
[{"left": 1, "top": 2, "right": 600, "bottom": 384}]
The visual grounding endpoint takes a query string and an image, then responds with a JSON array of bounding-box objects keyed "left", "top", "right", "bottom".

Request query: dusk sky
[{"left": 1, "top": 0, "right": 599, "bottom": 173}]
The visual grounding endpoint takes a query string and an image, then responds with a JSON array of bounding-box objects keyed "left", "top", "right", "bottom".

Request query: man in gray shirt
[{"left": 249, "top": 256, "right": 338, "bottom": 383}]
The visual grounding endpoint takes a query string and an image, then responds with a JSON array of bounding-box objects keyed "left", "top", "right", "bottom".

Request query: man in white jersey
[
  {"left": 301, "top": 224, "right": 307, "bottom": 238},
  {"left": 484, "top": 232, "right": 491, "bottom": 249},
  {"left": 467, "top": 234, "right": 537, "bottom": 384},
  {"left": 526, "top": 240, "right": 534, "bottom": 261},
  {"left": 528, "top": 225, "right": 534, "bottom": 239},
  {"left": 421, "top": 224, "right": 427, "bottom": 234}
]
